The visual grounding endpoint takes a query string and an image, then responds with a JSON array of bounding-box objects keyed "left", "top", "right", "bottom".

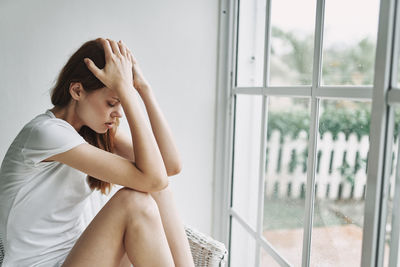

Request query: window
[{"left": 213, "top": 0, "right": 400, "bottom": 266}]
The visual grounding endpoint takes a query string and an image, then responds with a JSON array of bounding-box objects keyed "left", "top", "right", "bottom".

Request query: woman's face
[{"left": 77, "top": 87, "right": 123, "bottom": 133}]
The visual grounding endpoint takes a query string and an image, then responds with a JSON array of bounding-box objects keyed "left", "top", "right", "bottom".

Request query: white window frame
[
  {"left": 212, "top": 0, "right": 400, "bottom": 266},
  {"left": 363, "top": 0, "right": 400, "bottom": 266}
]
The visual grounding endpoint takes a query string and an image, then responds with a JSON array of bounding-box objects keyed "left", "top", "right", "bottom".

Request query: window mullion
[
  {"left": 376, "top": 107, "right": 396, "bottom": 266},
  {"left": 302, "top": 98, "right": 320, "bottom": 267},
  {"left": 255, "top": 96, "right": 268, "bottom": 267},
  {"left": 255, "top": 0, "right": 272, "bottom": 266},
  {"left": 361, "top": 0, "right": 397, "bottom": 266},
  {"left": 227, "top": 0, "right": 240, "bottom": 252},
  {"left": 232, "top": 0, "right": 239, "bottom": 89},
  {"left": 302, "top": 0, "right": 325, "bottom": 266},
  {"left": 212, "top": 0, "right": 238, "bottom": 248},
  {"left": 390, "top": 0, "right": 400, "bottom": 88},
  {"left": 263, "top": 0, "right": 272, "bottom": 89},
  {"left": 388, "top": 107, "right": 400, "bottom": 267}
]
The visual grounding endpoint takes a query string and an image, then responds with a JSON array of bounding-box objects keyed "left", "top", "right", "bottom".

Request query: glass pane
[
  {"left": 311, "top": 100, "right": 371, "bottom": 266},
  {"left": 383, "top": 107, "right": 400, "bottom": 266},
  {"left": 260, "top": 247, "right": 281, "bottom": 267},
  {"left": 322, "top": 0, "right": 379, "bottom": 85},
  {"left": 232, "top": 95, "right": 263, "bottom": 230},
  {"left": 263, "top": 97, "right": 310, "bottom": 266},
  {"left": 230, "top": 217, "right": 256, "bottom": 267},
  {"left": 236, "top": 0, "right": 266, "bottom": 87},
  {"left": 269, "top": 0, "right": 316, "bottom": 85}
]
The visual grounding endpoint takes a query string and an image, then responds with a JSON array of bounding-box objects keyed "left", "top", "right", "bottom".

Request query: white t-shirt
[{"left": 0, "top": 109, "right": 93, "bottom": 267}]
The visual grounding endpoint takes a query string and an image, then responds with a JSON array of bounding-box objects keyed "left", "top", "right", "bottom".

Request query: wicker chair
[
  {"left": 184, "top": 224, "right": 228, "bottom": 267},
  {"left": 84, "top": 189, "right": 228, "bottom": 267}
]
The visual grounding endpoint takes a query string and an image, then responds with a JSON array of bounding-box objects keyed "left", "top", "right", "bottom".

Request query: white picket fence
[{"left": 264, "top": 130, "right": 399, "bottom": 200}]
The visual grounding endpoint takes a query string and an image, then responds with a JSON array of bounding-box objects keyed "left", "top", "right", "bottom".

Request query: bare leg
[
  {"left": 119, "top": 253, "right": 131, "bottom": 267},
  {"left": 151, "top": 184, "right": 195, "bottom": 267},
  {"left": 62, "top": 188, "right": 174, "bottom": 267}
]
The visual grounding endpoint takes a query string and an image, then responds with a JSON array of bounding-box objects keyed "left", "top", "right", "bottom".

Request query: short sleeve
[{"left": 21, "top": 119, "right": 87, "bottom": 166}]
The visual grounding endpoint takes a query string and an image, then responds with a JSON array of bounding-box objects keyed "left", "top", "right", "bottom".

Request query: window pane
[
  {"left": 269, "top": 0, "right": 316, "bottom": 85},
  {"left": 230, "top": 217, "right": 256, "bottom": 267},
  {"left": 383, "top": 107, "right": 400, "bottom": 266},
  {"left": 260, "top": 247, "right": 281, "bottom": 267},
  {"left": 263, "top": 97, "right": 310, "bottom": 265},
  {"left": 232, "top": 95, "right": 263, "bottom": 230},
  {"left": 236, "top": 0, "right": 266, "bottom": 87},
  {"left": 311, "top": 100, "right": 371, "bottom": 265},
  {"left": 322, "top": 0, "right": 379, "bottom": 86}
]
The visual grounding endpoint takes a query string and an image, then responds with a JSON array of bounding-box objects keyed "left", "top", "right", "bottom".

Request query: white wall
[{"left": 0, "top": 0, "right": 219, "bottom": 236}]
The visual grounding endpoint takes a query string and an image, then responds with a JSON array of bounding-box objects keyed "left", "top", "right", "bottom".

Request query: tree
[{"left": 270, "top": 26, "right": 376, "bottom": 86}]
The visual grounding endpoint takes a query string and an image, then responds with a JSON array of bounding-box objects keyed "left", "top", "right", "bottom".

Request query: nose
[{"left": 112, "top": 106, "right": 123, "bottom": 118}]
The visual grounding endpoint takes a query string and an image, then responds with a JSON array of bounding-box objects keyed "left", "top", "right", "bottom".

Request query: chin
[
  {"left": 99, "top": 127, "right": 109, "bottom": 134},
  {"left": 87, "top": 125, "right": 107, "bottom": 134}
]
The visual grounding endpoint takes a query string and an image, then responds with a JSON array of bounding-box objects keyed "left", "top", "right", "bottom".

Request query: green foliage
[
  {"left": 271, "top": 27, "right": 314, "bottom": 84},
  {"left": 337, "top": 153, "right": 367, "bottom": 186},
  {"left": 319, "top": 104, "right": 371, "bottom": 141},
  {"left": 267, "top": 107, "right": 400, "bottom": 185},
  {"left": 268, "top": 107, "right": 400, "bottom": 142},
  {"left": 271, "top": 26, "right": 375, "bottom": 85},
  {"left": 267, "top": 110, "right": 309, "bottom": 143},
  {"left": 322, "top": 38, "right": 375, "bottom": 85}
]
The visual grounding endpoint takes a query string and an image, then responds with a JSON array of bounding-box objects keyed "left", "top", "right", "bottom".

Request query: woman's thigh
[
  {"left": 119, "top": 253, "right": 132, "bottom": 267},
  {"left": 61, "top": 188, "right": 153, "bottom": 267}
]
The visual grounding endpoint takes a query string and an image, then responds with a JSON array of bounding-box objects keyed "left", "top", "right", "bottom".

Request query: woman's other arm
[
  {"left": 113, "top": 87, "right": 182, "bottom": 177},
  {"left": 114, "top": 46, "right": 182, "bottom": 176},
  {"left": 138, "top": 87, "right": 182, "bottom": 176}
]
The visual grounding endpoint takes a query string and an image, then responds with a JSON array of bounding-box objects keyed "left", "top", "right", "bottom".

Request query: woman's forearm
[
  {"left": 138, "top": 86, "right": 182, "bottom": 176},
  {"left": 117, "top": 85, "right": 167, "bottom": 182}
]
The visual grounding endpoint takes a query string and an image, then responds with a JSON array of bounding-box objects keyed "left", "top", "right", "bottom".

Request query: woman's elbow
[
  {"left": 167, "top": 163, "right": 182, "bottom": 177},
  {"left": 150, "top": 174, "right": 169, "bottom": 192}
]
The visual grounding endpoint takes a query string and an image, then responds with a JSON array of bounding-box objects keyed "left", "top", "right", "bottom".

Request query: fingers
[
  {"left": 118, "top": 40, "right": 126, "bottom": 56},
  {"left": 84, "top": 57, "right": 103, "bottom": 80},
  {"left": 126, "top": 49, "right": 133, "bottom": 65},
  {"left": 107, "top": 39, "right": 122, "bottom": 57},
  {"left": 92, "top": 38, "right": 135, "bottom": 89},
  {"left": 98, "top": 38, "right": 113, "bottom": 60},
  {"left": 116, "top": 39, "right": 135, "bottom": 65},
  {"left": 100, "top": 38, "right": 131, "bottom": 61},
  {"left": 125, "top": 47, "right": 137, "bottom": 65}
]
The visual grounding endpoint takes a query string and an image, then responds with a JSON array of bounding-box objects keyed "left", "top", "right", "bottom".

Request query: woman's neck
[{"left": 50, "top": 105, "right": 83, "bottom": 132}]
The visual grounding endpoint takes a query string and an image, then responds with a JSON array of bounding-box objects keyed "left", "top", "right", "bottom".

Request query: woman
[{"left": 0, "top": 38, "right": 195, "bottom": 266}]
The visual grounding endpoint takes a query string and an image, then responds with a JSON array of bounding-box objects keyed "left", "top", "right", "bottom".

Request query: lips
[{"left": 105, "top": 122, "right": 114, "bottom": 129}]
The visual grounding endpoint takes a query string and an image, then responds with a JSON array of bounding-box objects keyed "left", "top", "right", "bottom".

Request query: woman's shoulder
[
  {"left": 24, "top": 109, "right": 73, "bottom": 131},
  {"left": 26, "top": 110, "right": 83, "bottom": 143},
  {"left": 1, "top": 110, "right": 85, "bottom": 169},
  {"left": 12, "top": 109, "right": 83, "bottom": 150},
  {"left": 13, "top": 110, "right": 87, "bottom": 166},
  {"left": 11, "top": 110, "right": 57, "bottom": 142}
]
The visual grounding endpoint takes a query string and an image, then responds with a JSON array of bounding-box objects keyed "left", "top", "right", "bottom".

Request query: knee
[{"left": 113, "top": 187, "right": 159, "bottom": 220}]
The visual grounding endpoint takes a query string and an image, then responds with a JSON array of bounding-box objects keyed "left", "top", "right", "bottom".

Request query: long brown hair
[{"left": 51, "top": 38, "right": 117, "bottom": 195}]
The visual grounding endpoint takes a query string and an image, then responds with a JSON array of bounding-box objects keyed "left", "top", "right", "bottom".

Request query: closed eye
[{"left": 108, "top": 102, "right": 116, "bottom": 107}]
